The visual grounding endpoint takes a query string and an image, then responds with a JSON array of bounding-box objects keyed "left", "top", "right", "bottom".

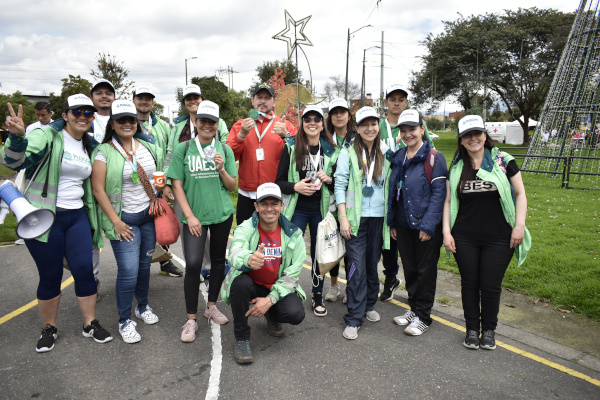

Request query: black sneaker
[
  {"left": 160, "top": 260, "right": 183, "bottom": 277},
  {"left": 36, "top": 324, "right": 58, "bottom": 353},
  {"left": 380, "top": 277, "right": 400, "bottom": 302},
  {"left": 463, "top": 330, "right": 480, "bottom": 349},
  {"left": 311, "top": 293, "right": 328, "bottom": 317},
  {"left": 480, "top": 330, "right": 497, "bottom": 350},
  {"left": 82, "top": 319, "right": 113, "bottom": 343},
  {"left": 234, "top": 339, "right": 253, "bottom": 364},
  {"left": 264, "top": 314, "right": 284, "bottom": 337}
]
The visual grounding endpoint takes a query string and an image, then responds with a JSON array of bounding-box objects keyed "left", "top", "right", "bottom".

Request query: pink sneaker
[
  {"left": 204, "top": 305, "right": 229, "bottom": 325},
  {"left": 180, "top": 319, "right": 198, "bottom": 343}
]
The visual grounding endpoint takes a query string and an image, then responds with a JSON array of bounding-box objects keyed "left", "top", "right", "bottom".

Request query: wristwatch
[{"left": 267, "top": 294, "right": 278, "bottom": 305}]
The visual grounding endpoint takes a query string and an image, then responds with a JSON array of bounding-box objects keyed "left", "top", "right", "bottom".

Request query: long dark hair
[
  {"left": 455, "top": 131, "right": 495, "bottom": 197},
  {"left": 294, "top": 113, "right": 335, "bottom": 171},
  {"left": 326, "top": 108, "right": 355, "bottom": 147},
  {"left": 353, "top": 119, "right": 384, "bottom": 185}
]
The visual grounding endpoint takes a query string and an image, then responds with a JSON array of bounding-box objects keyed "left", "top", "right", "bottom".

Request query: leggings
[
  {"left": 182, "top": 215, "right": 233, "bottom": 313},
  {"left": 26, "top": 207, "right": 96, "bottom": 300},
  {"left": 236, "top": 194, "right": 255, "bottom": 226},
  {"left": 453, "top": 234, "right": 515, "bottom": 332}
]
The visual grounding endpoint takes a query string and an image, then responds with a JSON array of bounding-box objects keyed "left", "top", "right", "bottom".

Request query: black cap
[{"left": 252, "top": 83, "right": 275, "bottom": 97}]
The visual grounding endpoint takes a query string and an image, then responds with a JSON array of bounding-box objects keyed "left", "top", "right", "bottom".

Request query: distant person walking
[{"left": 25, "top": 102, "right": 53, "bottom": 135}]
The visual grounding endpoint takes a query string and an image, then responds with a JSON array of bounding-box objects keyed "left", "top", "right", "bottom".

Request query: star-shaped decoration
[{"left": 273, "top": 10, "right": 313, "bottom": 59}]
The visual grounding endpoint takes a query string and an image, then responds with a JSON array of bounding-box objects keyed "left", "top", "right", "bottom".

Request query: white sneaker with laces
[
  {"left": 365, "top": 310, "right": 380, "bottom": 322},
  {"left": 119, "top": 319, "right": 141, "bottom": 343},
  {"left": 404, "top": 316, "right": 429, "bottom": 336},
  {"left": 343, "top": 325, "right": 359, "bottom": 340},
  {"left": 135, "top": 306, "right": 159, "bottom": 325},
  {"left": 393, "top": 310, "right": 417, "bottom": 326},
  {"left": 324, "top": 284, "right": 341, "bottom": 302}
]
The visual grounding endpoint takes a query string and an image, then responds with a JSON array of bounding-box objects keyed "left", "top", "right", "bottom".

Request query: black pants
[
  {"left": 182, "top": 215, "right": 233, "bottom": 313},
  {"left": 396, "top": 223, "right": 443, "bottom": 325},
  {"left": 453, "top": 234, "right": 515, "bottom": 332},
  {"left": 382, "top": 235, "right": 399, "bottom": 280},
  {"left": 236, "top": 194, "right": 255, "bottom": 226},
  {"left": 230, "top": 273, "right": 305, "bottom": 340}
]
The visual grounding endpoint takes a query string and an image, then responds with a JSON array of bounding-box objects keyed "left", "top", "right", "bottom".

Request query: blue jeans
[
  {"left": 290, "top": 208, "right": 323, "bottom": 293},
  {"left": 344, "top": 217, "right": 383, "bottom": 327},
  {"left": 110, "top": 208, "right": 156, "bottom": 323}
]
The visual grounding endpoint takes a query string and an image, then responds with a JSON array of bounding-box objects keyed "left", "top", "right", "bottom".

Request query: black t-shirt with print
[{"left": 276, "top": 144, "right": 323, "bottom": 212}]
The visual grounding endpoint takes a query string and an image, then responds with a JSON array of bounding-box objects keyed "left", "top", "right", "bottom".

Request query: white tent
[
  {"left": 486, "top": 122, "right": 506, "bottom": 143},
  {"left": 505, "top": 121, "right": 526, "bottom": 145}
]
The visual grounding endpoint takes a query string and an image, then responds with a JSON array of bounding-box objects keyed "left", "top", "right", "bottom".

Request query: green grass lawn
[{"left": 433, "top": 131, "right": 600, "bottom": 319}]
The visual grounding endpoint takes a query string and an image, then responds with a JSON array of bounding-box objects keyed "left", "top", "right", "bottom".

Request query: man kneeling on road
[{"left": 221, "top": 183, "right": 306, "bottom": 364}]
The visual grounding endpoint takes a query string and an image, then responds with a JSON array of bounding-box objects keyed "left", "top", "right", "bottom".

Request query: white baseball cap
[
  {"left": 329, "top": 98, "right": 349, "bottom": 112},
  {"left": 458, "top": 115, "right": 486, "bottom": 137},
  {"left": 195, "top": 100, "right": 219, "bottom": 122},
  {"left": 355, "top": 106, "right": 379, "bottom": 125},
  {"left": 91, "top": 79, "right": 115, "bottom": 94},
  {"left": 133, "top": 86, "right": 155, "bottom": 98},
  {"left": 110, "top": 100, "right": 138, "bottom": 120},
  {"left": 396, "top": 109, "right": 422, "bottom": 127},
  {"left": 385, "top": 83, "right": 410, "bottom": 99},
  {"left": 65, "top": 94, "right": 97, "bottom": 112},
  {"left": 256, "top": 182, "right": 283, "bottom": 203},
  {"left": 302, "top": 105, "right": 324, "bottom": 118},
  {"left": 183, "top": 84, "right": 202, "bottom": 99}
]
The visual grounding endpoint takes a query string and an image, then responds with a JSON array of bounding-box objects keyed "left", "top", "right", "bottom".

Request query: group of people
[{"left": 2, "top": 79, "right": 530, "bottom": 364}]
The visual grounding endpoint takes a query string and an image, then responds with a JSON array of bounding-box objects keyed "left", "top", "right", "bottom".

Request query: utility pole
[
  {"left": 345, "top": 25, "right": 372, "bottom": 102},
  {"left": 380, "top": 31, "right": 384, "bottom": 110},
  {"left": 361, "top": 49, "right": 366, "bottom": 107}
]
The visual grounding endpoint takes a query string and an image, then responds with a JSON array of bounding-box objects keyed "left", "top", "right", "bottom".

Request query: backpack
[{"left": 424, "top": 148, "right": 438, "bottom": 184}]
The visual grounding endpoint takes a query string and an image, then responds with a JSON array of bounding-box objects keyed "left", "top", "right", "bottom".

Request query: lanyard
[
  {"left": 141, "top": 119, "right": 152, "bottom": 136},
  {"left": 112, "top": 137, "right": 139, "bottom": 183},
  {"left": 308, "top": 142, "right": 321, "bottom": 172},
  {"left": 254, "top": 118, "right": 275, "bottom": 148},
  {"left": 361, "top": 148, "right": 376, "bottom": 188},
  {"left": 333, "top": 129, "right": 346, "bottom": 147},
  {"left": 194, "top": 136, "right": 216, "bottom": 161},
  {"left": 94, "top": 114, "right": 106, "bottom": 139},
  {"left": 189, "top": 118, "right": 196, "bottom": 139}
]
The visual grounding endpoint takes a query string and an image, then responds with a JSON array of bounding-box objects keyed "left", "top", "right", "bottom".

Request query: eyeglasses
[
  {"left": 114, "top": 117, "right": 137, "bottom": 125},
  {"left": 302, "top": 115, "right": 322, "bottom": 123},
  {"left": 71, "top": 109, "right": 95, "bottom": 118}
]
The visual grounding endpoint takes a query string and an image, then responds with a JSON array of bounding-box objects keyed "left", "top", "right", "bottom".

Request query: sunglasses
[
  {"left": 114, "top": 117, "right": 137, "bottom": 125},
  {"left": 302, "top": 115, "right": 322, "bottom": 123},
  {"left": 71, "top": 109, "right": 95, "bottom": 118}
]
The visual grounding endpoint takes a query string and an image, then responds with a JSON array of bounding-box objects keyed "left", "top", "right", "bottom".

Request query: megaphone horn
[{"left": 0, "top": 180, "right": 55, "bottom": 240}]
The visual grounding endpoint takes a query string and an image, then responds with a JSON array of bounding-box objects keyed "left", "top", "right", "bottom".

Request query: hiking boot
[
  {"left": 82, "top": 319, "right": 113, "bottom": 343},
  {"left": 204, "top": 305, "right": 229, "bottom": 325},
  {"left": 404, "top": 317, "right": 429, "bottom": 336},
  {"left": 311, "top": 293, "right": 328, "bottom": 317},
  {"left": 135, "top": 305, "right": 159, "bottom": 325},
  {"left": 234, "top": 340, "right": 253, "bottom": 364},
  {"left": 119, "top": 319, "right": 141, "bottom": 344},
  {"left": 265, "top": 314, "right": 284, "bottom": 337},
  {"left": 463, "top": 330, "right": 480, "bottom": 349},
  {"left": 324, "top": 284, "right": 341, "bottom": 302},
  {"left": 380, "top": 277, "right": 400, "bottom": 302},
  {"left": 480, "top": 330, "right": 497, "bottom": 350},
  {"left": 181, "top": 319, "right": 198, "bottom": 343},
  {"left": 160, "top": 260, "right": 183, "bottom": 277},
  {"left": 365, "top": 310, "right": 380, "bottom": 322},
  {"left": 35, "top": 324, "right": 58, "bottom": 353},
  {"left": 343, "top": 325, "right": 359, "bottom": 340},
  {"left": 393, "top": 310, "right": 417, "bottom": 326}
]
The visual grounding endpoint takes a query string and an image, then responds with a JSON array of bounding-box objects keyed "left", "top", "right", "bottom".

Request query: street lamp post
[
  {"left": 345, "top": 25, "right": 372, "bottom": 102},
  {"left": 361, "top": 46, "right": 380, "bottom": 107},
  {"left": 185, "top": 57, "right": 197, "bottom": 85}
]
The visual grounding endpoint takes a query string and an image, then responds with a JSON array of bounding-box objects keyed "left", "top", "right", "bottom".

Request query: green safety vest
[{"left": 142, "top": 111, "right": 169, "bottom": 158}]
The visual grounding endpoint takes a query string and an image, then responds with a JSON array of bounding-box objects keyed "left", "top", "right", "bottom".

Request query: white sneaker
[
  {"left": 324, "top": 284, "right": 341, "bottom": 302},
  {"left": 404, "top": 317, "right": 429, "bottom": 336},
  {"left": 15, "top": 239, "right": 25, "bottom": 245},
  {"left": 393, "top": 310, "right": 417, "bottom": 326},
  {"left": 343, "top": 325, "right": 359, "bottom": 340},
  {"left": 119, "top": 319, "right": 141, "bottom": 343},
  {"left": 342, "top": 288, "right": 348, "bottom": 304},
  {"left": 181, "top": 319, "right": 198, "bottom": 343},
  {"left": 365, "top": 310, "right": 380, "bottom": 322},
  {"left": 135, "top": 306, "right": 159, "bottom": 325}
]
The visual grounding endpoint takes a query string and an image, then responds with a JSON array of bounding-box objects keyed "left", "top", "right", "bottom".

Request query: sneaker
[
  {"left": 365, "top": 310, "right": 380, "bottom": 322},
  {"left": 135, "top": 306, "right": 159, "bottom": 325},
  {"left": 463, "top": 330, "right": 480, "bottom": 349},
  {"left": 265, "top": 314, "right": 284, "bottom": 337},
  {"left": 311, "top": 293, "right": 328, "bottom": 317},
  {"left": 234, "top": 340, "right": 253, "bottom": 364},
  {"left": 95, "top": 279, "right": 101, "bottom": 303},
  {"left": 15, "top": 238, "right": 25, "bottom": 245},
  {"left": 380, "top": 277, "right": 400, "bottom": 302},
  {"left": 480, "top": 330, "right": 497, "bottom": 350},
  {"left": 393, "top": 310, "right": 417, "bottom": 326},
  {"left": 343, "top": 325, "right": 359, "bottom": 340},
  {"left": 82, "top": 319, "right": 113, "bottom": 343},
  {"left": 324, "top": 284, "right": 341, "bottom": 302},
  {"left": 204, "top": 305, "right": 229, "bottom": 325},
  {"left": 35, "top": 324, "right": 58, "bottom": 353},
  {"left": 342, "top": 288, "right": 348, "bottom": 304},
  {"left": 160, "top": 260, "right": 183, "bottom": 277},
  {"left": 404, "top": 316, "right": 429, "bottom": 336},
  {"left": 180, "top": 319, "right": 198, "bottom": 343},
  {"left": 119, "top": 319, "right": 141, "bottom": 344}
]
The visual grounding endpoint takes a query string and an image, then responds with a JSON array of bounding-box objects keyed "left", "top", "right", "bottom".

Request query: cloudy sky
[{"left": 0, "top": 0, "right": 575, "bottom": 117}]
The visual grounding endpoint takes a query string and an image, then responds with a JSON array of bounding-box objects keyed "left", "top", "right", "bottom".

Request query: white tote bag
[{"left": 315, "top": 212, "right": 345, "bottom": 278}]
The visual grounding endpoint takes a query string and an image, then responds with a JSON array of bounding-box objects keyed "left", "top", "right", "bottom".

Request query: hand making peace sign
[{"left": 5, "top": 103, "right": 26, "bottom": 136}]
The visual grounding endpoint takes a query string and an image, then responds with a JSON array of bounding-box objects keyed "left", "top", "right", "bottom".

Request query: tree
[
  {"left": 0, "top": 91, "right": 36, "bottom": 126},
  {"left": 410, "top": 8, "right": 574, "bottom": 141},
  {"left": 322, "top": 75, "right": 360, "bottom": 101},
  {"left": 254, "top": 59, "right": 302, "bottom": 89},
  {"left": 152, "top": 102, "right": 164, "bottom": 118},
  {"left": 48, "top": 75, "right": 92, "bottom": 120},
  {"left": 90, "top": 52, "right": 134, "bottom": 98}
]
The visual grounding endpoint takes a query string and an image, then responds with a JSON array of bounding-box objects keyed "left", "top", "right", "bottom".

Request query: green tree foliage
[
  {"left": 152, "top": 102, "right": 164, "bottom": 118},
  {"left": 0, "top": 91, "right": 36, "bottom": 127},
  {"left": 90, "top": 52, "right": 134, "bottom": 99},
  {"left": 410, "top": 7, "right": 574, "bottom": 141},
  {"left": 48, "top": 75, "right": 92, "bottom": 120},
  {"left": 255, "top": 59, "right": 301, "bottom": 88}
]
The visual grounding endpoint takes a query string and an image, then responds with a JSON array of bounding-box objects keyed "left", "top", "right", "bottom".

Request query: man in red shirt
[
  {"left": 221, "top": 183, "right": 306, "bottom": 364},
  {"left": 227, "top": 83, "right": 297, "bottom": 225}
]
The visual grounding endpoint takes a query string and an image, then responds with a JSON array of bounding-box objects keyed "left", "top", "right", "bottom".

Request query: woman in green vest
[
  {"left": 275, "top": 105, "right": 339, "bottom": 317},
  {"left": 2, "top": 95, "right": 112, "bottom": 353},
  {"left": 442, "top": 115, "right": 530, "bottom": 351},
  {"left": 91, "top": 100, "right": 164, "bottom": 344},
  {"left": 334, "top": 106, "right": 392, "bottom": 340}
]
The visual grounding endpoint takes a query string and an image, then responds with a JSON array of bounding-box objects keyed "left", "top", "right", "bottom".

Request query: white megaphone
[{"left": 0, "top": 180, "right": 55, "bottom": 240}]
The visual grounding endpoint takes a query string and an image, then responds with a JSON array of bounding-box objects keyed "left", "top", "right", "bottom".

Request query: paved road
[{"left": 1, "top": 238, "right": 599, "bottom": 399}]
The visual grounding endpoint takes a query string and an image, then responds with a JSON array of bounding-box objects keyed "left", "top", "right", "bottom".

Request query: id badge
[{"left": 256, "top": 148, "right": 265, "bottom": 161}]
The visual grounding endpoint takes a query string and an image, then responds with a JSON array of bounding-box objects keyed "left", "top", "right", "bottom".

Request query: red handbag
[{"left": 152, "top": 198, "right": 180, "bottom": 246}]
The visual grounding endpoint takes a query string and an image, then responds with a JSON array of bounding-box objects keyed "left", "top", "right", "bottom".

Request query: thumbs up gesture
[
  {"left": 248, "top": 243, "right": 265, "bottom": 270},
  {"left": 273, "top": 114, "right": 288, "bottom": 138}
]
